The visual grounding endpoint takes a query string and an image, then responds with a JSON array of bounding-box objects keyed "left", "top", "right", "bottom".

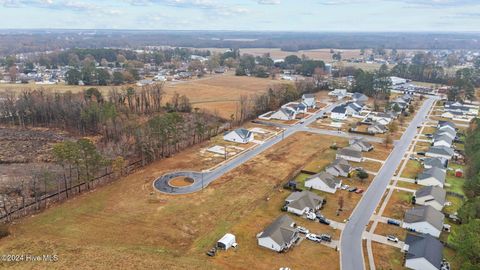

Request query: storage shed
[{"left": 217, "top": 233, "right": 237, "bottom": 250}]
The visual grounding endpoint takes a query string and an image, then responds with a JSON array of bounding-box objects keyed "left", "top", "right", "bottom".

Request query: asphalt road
[
  {"left": 339, "top": 96, "right": 437, "bottom": 270},
  {"left": 154, "top": 101, "right": 342, "bottom": 194}
]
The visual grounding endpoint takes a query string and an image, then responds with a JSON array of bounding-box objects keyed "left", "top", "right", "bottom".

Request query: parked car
[
  {"left": 318, "top": 216, "right": 331, "bottom": 225},
  {"left": 341, "top": 184, "right": 350, "bottom": 190},
  {"left": 296, "top": 226, "right": 309, "bottom": 234},
  {"left": 206, "top": 247, "right": 217, "bottom": 256},
  {"left": 387, "top": 219, "right": 401, "bottom": 226},
  {"left": 386, "top": 235, "right": 399, "bottom": 243},
  {"left": 417, "top": 151, "right": 426, "bottom": 156},
  {"left": 348, "top": 187, "right": 357, "bottom": 192},
  {"left": 355, "top": 189, "right": 364, "bottom": 194},
  {"left": 306, "top": 212, "right": 316, "bottom": 220},
  {"left": 319, "top": 234, "right": 332, "bottom": 242},
  {"left": 306, "top": 233, "right": 322, "bottom": 243}
]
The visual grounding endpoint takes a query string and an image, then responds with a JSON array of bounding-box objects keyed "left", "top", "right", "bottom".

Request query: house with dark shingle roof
[
  {"left": 368, "top": 122, "right": 388, "bottom": 134},
  {"left": 257, "top": 215, "right": 299, "bottom": 252},
  {"left": 416, "top": 167, "right": 446, "bottom": 188},
  {"left": 404, "top": 233, "right": 443, "bottom": 270},
  {"left": 336, "top": 148, "right": 364, "bottom": 162},
  {"left": 422, "top": 157, "right": 447, "bottom": 171},
  {"left": 284, "top": 191, "right": 324, "bottom": 216},
  {"left": 352, "top": 92, "right": 368, "bottom": 103},
  {"left": 414, "top": 186, "right": 446, "bottom": 211},
  {"left": 402, "top": 205, "right": 445, "bottom": 237},
  {"left": 304, "top": 172, "right": 342, "bottom": 194},
  {"left": 348, "top": 138, "right": 374, "bottom": 152},
  {"left": 432, "top": 134, "right": 453, "bottom": 148},
  {"left": 331, "top": 104, "right": 348, "bottom": 120},
  {"left": 271, "top": 107, "right": 297, "bottom": 121},
  {"left": 223, "top": 128, "right": 254, "bottom": 144},
  {"left": 425, "top": 146, "right": 455, "bottom": 160},
  {"left": 326, "top": 158, "right": 353, "bottom": 177}
]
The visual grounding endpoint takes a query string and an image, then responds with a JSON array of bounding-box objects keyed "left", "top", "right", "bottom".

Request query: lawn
[
  {"left": 400, "top": 160, "right": 422, "bottom": 179},
  {"left": 422, "top": 126, "right": 436, "bottom": 135},
  {"left": 0, "top": 132, "right": 341, "bottom": 270},
  {"left": 372, "top": 243, "right": 404, "bottom": 270},
  {"left": 443, "top": 195, "right": 464, "bottom": 215},
  {"left": 364, "top": 143, "right": 393, "bottom": 161},
  {"left": 374, "top": 223, "right": 407, "bottom": 242},
  {"left": 351, "top": 160, "right": 382, "bottom": 173},
  {"left": 446, "top": 174, "right": 466, "bottom": 196},
  {"left": 382, "top": 190, "right": 413, "bottom": 220},
  {"left": 414, "top": 142, "right": 431, "bottom": 153}
]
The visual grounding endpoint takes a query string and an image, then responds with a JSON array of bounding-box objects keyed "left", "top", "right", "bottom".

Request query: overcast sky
[{"left": 0, "top": 0, "right": 480, "bottom": 31}]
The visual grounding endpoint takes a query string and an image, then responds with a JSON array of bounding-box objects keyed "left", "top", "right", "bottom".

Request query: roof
[
  {"left": 350, "top": 138, "right": 373, "bottom": 150},
  {"left": 427, "top": 146, "right": 455, "bottom": 157},
  {"left": 302, "top": 94, "right": 315, "bottom": 99},
  {"left": 332, "top": 105, "right": 347, "bottom": 114},
  {"left": 337, "top": 148, "right": 362, "bottom": 159},
  {"left": 415, "top": 186, "right": 446, "bottom": 206},
  {"left": 438, "top": 121, "right": 456, "bottom": 129},
  {"left": 278, "top": 107, "right": 296, "bottom": 117},
  {"left": 404, "top": 205, "right": 444, "bottom": 231},
  {"left": 423, "top": 157, "right": 447, "bottom": 169},
  {"left": 369, "top": 123, "right": 388, "bottom": 131},
  {"left": 234, "top": 128, "right": 253, "bottom": 139},
  {"left": 307, "top": 172, "right": 341, "bottom": 189},
  {"left": 352, "top": 92, "right": 368, "bottom": 100},
  {"left": 433, "top": 134, "right": 453, "bottom": 145},
  {"left": 405, "top": 233, "right": 443, "bottom": 268},
  {"left": 435, "top": 128, "right": 456, "bottom": 137},
  {"left": 258, "top": 215, "right": 297, "bottom": 246},
  {"left": 417, "top": 167, "right": 446, "bottom": 185},
  {"left": 285, "top": 191, "right": 324, "bottom": 211}
]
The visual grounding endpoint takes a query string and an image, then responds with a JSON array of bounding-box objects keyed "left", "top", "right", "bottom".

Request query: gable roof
[
  {"left": 349, "top": 138, "right": 373, "bottom": 150},
  {"left": 278, "top": 107, "right": 296, "bottom": 117},
  {"left": 427, "top": 146, "right": 455, "bottom": 157},
  {"left": 417, "top": 167, "right": 446, "bottom": 185},
  {"left": 404, "top": 205, "right": 444, "bottom": 231},
  {"left": 433, "top": 134, "right": 453, "bottom": 145},
  {"left": 337, "top": 148, "right": 362, "bottom": 159},
  {"left": 234, "top": 128, "right": 253, "bottom": 139},
  {"left": 352, "top": 92, "right": 368, "bottom": 101},
  {"left": 302, "top": 94, "right": 315, "bottom": 99},
  {"left": 327, "top": 158, "right": 352, "bottom": 174},
  {"left": 369, "top": 123, "right": 388, "bottom": 131},
  {"left": 435, "top": 128, "right": 456, "bottom": 137},
  {"left": 332, "top": 105, "right": 347, "bottom": 114},
  {"left": 423, "top": 157, "right": 447, "bottom": 169},
  {"left": 307, "top": 172, "right": 341, "bottom": 189},
  {"left": 415, "top": 186, "right": 446, "bottom": 206},
  {"left": 438, "top": 121, "right": 456, "bottom": 129},
  {"left": 405, "top": 233, "right": 443, "bottom": 268},
  {"left": 258, "top": 215, "right": 297, "bottom": 245},
  {"left": 285, "top": 191, "right": 324, "bottom": 211}
]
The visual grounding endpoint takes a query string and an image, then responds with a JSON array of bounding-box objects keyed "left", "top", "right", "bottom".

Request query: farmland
[{"left": 0, "top": 132, "right": 341, "bottom": 270}]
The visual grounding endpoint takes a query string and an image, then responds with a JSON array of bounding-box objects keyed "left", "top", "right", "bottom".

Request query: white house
[
  {"left": 271, "top": 107, "right": 297, "bottom": 121},
  {"left": 223, "top": 128, "right": 254, "bottom": 144},
  {"left": 328, "top": 89, "right": 348, "bottom": 100},
  {"left": 257, "top": 215, "right": 299, "bottom": 252},
  {"left": 368, "top": 123, "right": 388, "bottom": 134},
  {"left": 402, "top": 205, "right": 444, "bottom": 237},
  {"left": 336, "top": 148, "right": 364, "bottom": 162},
  {"left": 390, "top": 76, "right": 407, "bottom": 85},
  {"left": 325, "top": 158, "right": 353, "bottom": 177},
  {"left": 284, "top": 191, "right": 324, "bottom": 216},
  {"left": 304, "top": 172, "right": 342, "bottom": 194},
  {"left": 369, "top": 112, "right": 393, "bottom": 125},
  {"left": 414, "top": 186, "right": 446, "bottom": 211},
  {"left": 348, "top": 138, "right": 374, "bottom": 152},
  {"left": 302, "top": 94, "right": 317, "bottom": 109},
  {"left": 330, "top": 105, "right": 347, "bottom": 121},
  {"left": 404, "top": 233, "right": 443, "bottom": 270},
  {"left": 416, "top": 167, "right": 446, "bottom": 188}
]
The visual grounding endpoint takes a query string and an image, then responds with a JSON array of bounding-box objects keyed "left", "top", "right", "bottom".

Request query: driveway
[{"left": 339, "top": 96, "right": 437, "bottom": 270}]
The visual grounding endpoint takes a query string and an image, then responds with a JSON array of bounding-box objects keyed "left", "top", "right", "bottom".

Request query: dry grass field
[
  {"left": 0, "top": 132, "right": 342, "bottom": 270},
  {"left": 372, "top": 243, "right": 405, "bottom": 270},
  {"left": 382, "top": 190, "right": 413, "bottom": 220}
]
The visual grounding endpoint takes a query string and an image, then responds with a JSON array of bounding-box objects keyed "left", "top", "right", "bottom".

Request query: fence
[{"left": 0, "top": 159, "right": 143, "bottom": 222}]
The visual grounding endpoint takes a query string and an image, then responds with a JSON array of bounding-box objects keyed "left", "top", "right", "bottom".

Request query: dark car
[
  {"left": 318, "top": 216, "right": 331, "bottom": 225},
  {"left": 348, "top": 187, "right": 357, "bottom": 192},
  {"left": 355, "top": 189, "right": 364, "bottom": 194},
  {"left": 206, "top": 247, "right": 217, "bottom": 257},
  {"left": 320, "top": 234, "right": 332, "bottom": 242},
  {"left": 417, "top": 152, "right": 426, "bottom": 156}
]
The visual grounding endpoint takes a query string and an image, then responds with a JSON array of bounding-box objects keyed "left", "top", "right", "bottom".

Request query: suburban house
[
  {"left": 402, "top": 205, "right": 445, "bottom": 237},
  {"left": 426, "top": 146, "right": 455, "bottom": 160},
  {"left": 271, "top": 107, "right": 297, "bottom": 121},
  {"left": 422, "top": 157, "right": 447, "bottom": 171},
  {"left": 414, "top": 186, "right": 446, "bottom": 211},
  {"left": 257, "top": 215, "right": 299, "bottom": 252},
  {"left": 283, "top": 102, "right": 307, "bottom": 114},
  {"left": 284, "top": 191, "right": 324, "bottom": 216},
  {"left": 304, "top": 172, "right": 342, "bottom": 194},
  {"left": 330, "top": 105, "right": 348, "bottom": 121},
  {"left": 368, "top": 123, "right": 388, "bottom": 134},
  {"left": 437, "top": 121, "right": 456, "bottom": 132},
  {"left": 441, "top": 110, "right": 465, "bottom": 120},
  {"left": 328, "top": 89, "right": 348, "bottom": 100},
  {"left": 432, "top": 134, "right": 453, "bottom": 148},
  {"left": 325, "top": 158, "right": 353, "bottom": 177},
  {"left": 223, "top": 128, "right": 254, "bottom": 144},
  {"left": 434, "top": 128, "right": 456, "bottom": 140},
  {"left": 345, "top": 102, "right": 364, "bottom": 117},
  {"left": 369, "top": 112, "right": 394, "bottom": 125},
  {"left": 348, "top": 138, "right": 374, "bottom": 152},
  {"left": 301, "top": 94, "right": 317, "bottom": 109},
  {"left": 416, "top": 167, "right": 446, "bottom": 188},
  {"left": 336, "top": 148, "right": 364, "bottom": 162},
  {"left": 352, "top": 92, "right": 368, "bottom": 103},
  {"left": 390, "top": 76, "right": 408, "bottom": 85},
  {"left": 404, "top": 233, "right": 444, "bottom": 270}
]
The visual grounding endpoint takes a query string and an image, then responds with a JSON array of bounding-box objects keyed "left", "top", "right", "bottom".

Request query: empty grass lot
[
  {"left": 382, "top": 190, "right": 413, "bottom": 220},
  {"left": 372, "top": 243, "right": 404, "bottom": 270},
  {"left": 400, "top": 160, "right": 422, "bottom": 179},
  {"left": 446, "top": 174, "right": 466, "bottom": 196}
]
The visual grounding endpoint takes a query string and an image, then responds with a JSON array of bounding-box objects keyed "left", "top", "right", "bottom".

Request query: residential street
[{"left": 339, "top": 96, "right": 438, "bottom": 270}]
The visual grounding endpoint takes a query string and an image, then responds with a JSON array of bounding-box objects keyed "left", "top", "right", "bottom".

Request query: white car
[
  {"left": 306, "top": 233, "right": 321, "bottom": 243},
  {"left": 296, "top": 226, "right": 309, "bottom": 234},
  {"left": 386, "top": 235, "right": 399, "bottom": 243},
  {"left": 306, "top": 212, "right": 316, "bottom": 220},
  {"left": 341, "top": 184, "right": 350, "bottom": 190}
]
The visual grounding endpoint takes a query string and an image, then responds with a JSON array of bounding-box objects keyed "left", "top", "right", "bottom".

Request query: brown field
[
  {"left": 382, "top": 190, "right": 413, "bottom": 220},
  {"left": 400, "top": 160, "right": 422, "bottom": 179},
  {"left": 372, "top": 243, "right": 405, "bottom": 270},
  {"left": 0, "top": 132, "right": 342, "bottom": 270},
  {"left": 374, "top": 223, "right": 407, "bottom": 242},
  {"left": 396, "top": 181, "right": 420, "bottom": 191},
  {"left": 364, "top": 143, "right": 393, "bottom": 161}
]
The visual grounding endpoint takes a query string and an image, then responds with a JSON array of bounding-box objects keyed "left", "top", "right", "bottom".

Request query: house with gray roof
[
  {"left": 271, "top": 107, "right": 297, "bottom": 121},
  {"left": 301, "top": 94, "right": 317, "bottom": 109},
  {"left": 304, "top": 172, "right": 342, "bottom": 194},
  {"left": 426, "top": 146, "right": 455, "bottom": 160},
  {"left": 402, "top": 205, "right": 445, "bottom": 237},
  {"left": 422, "top": 157, "right": 447, "bottom": 171},
  {"left": 404, "top": 233, "right": 443, "bottom": 270},
  {"left": 326, "top": 158, "right": 353, "bottom": 177},
  {"left": 328, "top": 89, "right": 348, "bottom": 100},
  {"left": 285, "top": 191, "right": 324, "bottom": 216},
  {"left": 434, "top": 128, "right": 456, "bottom": 140},
  {"left": 257, "top": 215, "right": 299, "bottom": 252},
  {"left": 348, "top": 138, "right": 374, "bottom": 152},
  {"left": 223, "top": 128, "right": 254, "bottom": 144},
  {"left": 414, "top": 186, "right": 446, "bottom": 211},
  {"left": 368, "top": 122, "right": 388, "bottom": 134},
  {"left": 437, "top": 121, "right": 456, "bottom": 131},
  {"left": 331, "top": 104, "right": 348, "bottom": 120},
  {"left": 432, "top": 134, "right": 453, "bottom": 148},
  {"left": 352, "top": 92, "right": 368, "bottom": 103},
  {"left": 416, "top": 167, "right": 446, "bottom": 188},
  {"left": 336, "top": 148, "right": 364, "bottom": 162}
]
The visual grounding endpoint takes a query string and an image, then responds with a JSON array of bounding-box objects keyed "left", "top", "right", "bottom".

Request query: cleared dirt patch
[{"left": 169, "top": 176, "right": 195, "bottom": 187}]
